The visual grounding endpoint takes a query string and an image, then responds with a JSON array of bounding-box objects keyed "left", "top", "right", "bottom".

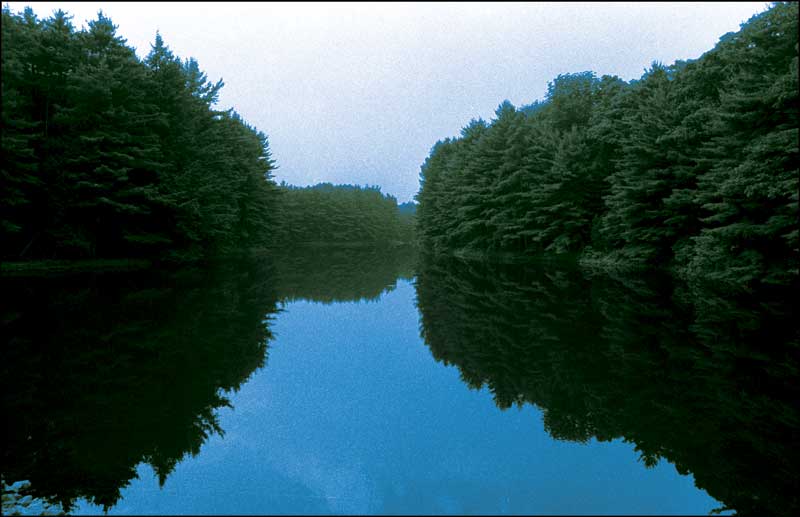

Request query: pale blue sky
[{"left": 7, "top": 2, "right": 769, "bottom": 202}]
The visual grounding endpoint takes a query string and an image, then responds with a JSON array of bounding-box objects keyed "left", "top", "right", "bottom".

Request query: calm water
[{"left": 2, "top": 248, "right": 797, "bottom": 516}]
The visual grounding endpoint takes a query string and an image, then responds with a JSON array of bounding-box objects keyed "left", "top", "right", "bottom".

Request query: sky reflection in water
[{"left": 70, "top": 278, "right": 721, "bottom": 515}]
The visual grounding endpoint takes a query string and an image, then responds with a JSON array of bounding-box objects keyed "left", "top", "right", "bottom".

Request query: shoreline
[{"left": 0, "top": 258, "right": 154, "bottom": 276}]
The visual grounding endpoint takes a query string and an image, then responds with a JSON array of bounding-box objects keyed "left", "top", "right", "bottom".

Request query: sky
[{"left": 6, "top": 2, "right": 770, "bottom": 203}]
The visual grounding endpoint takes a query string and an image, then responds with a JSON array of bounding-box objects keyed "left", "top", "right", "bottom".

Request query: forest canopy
[
  {"left": 271, "top": 182, "right": 415, "bottom": 246},
  {"left": 0, "top": 6, "right": 413, "bottom": 262},
  {"left": 415, "top": 1, "right": 798, "bottom": 288}
]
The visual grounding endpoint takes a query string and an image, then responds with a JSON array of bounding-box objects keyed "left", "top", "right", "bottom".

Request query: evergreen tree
[
  {"left": 415, "top": 2, "right": 797, "bottom": 288},
  {"left": 598, "top": 63, "right": 683, "bottom": 266},
  {"left": 0, "top": 8, "right": 285, "bottom": 261},
  {"left": 273, "top": 183, "right": 410, "bottom": 247},
  {"left": 0, "top": 6, "right": 43, "bottom": 255},
  {"left": 688, "top": 2, "right": 799, "bottom": 286}
]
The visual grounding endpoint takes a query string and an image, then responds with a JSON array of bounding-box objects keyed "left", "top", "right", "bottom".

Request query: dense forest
[
  {"left": 271, "top": 183, "right": 415, "bottom": 246},
  {"left": 415, "top": 2, "right": 798, "bottom": 288},
  {"left": 1, "top": 6, "right": 413, "bottom": 263},
  {"left": 415, "top": 254, "right": 798, "bottom": 517}
]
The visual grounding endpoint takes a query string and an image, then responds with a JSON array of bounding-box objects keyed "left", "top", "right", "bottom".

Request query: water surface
[{"left": 2, "top": 248, "right": 796, "bottom": 515}]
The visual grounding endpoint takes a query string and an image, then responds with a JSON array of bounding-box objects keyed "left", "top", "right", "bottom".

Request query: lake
[{"left": 2, "top": 247, "right": 796, "bottom": 516}]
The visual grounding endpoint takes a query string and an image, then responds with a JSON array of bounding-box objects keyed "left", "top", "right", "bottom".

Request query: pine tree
[
  {"left": 688, "top": 2, "right": 799, "bottom": 286},
  {"left": 598, "top": 63, "right": 684, "bottom": 266},
  {"left": 0, "top": 6, "right": 43, "bottom": 256}
]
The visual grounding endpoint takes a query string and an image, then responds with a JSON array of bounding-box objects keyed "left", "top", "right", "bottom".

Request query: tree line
[
  {"left": 1, "top": 6, "right": 413, "bottom": 263},
  {"left": 272, "top": 182, "right": 415, "bottom": 246},
  {"left": 415, "top": 2, "right": 797, "bottom": 288}
]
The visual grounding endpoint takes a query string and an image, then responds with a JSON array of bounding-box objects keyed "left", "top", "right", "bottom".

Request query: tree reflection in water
[
  {"left": 415, "top": 254, "right": 798, "bottom": 517},
  {"left": 1, "top": 245, "right": 416, "bottom": 514}
]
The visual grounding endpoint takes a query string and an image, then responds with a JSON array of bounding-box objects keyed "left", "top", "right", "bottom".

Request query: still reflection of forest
[
  {"left": 1, "top": 246, "right": 416, "bottom": 513},
  {"left": 416, "top": 255, "right": 798, "bottom": 517},
  {"left": 2, "top": 247, "right": 797, "bottom": 516}
]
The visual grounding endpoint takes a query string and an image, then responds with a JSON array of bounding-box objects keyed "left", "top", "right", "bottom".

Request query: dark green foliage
[
  {"left": 415, "top": 2, "right": 798, "bottom": 288},
  {"left": 416, "top": 119, "right": 492, "bottom": 252},
  {"left": 0, "top": 8, "right": 279, "bottom": 261},
  {"left": 686, "top": 3, "right": 799, "bottom": 285},
  {"left": 1, "top": 6, "right": 416, "bottom": 259},
  {"left": 397, "top": 201, "right": 417, "bottom": 244},
  {"left": 597, "top": 63, "right": 688, "bottom": 265},
  {"left": 415, "top": 253, "right": 799, "bottom": 517},
  {"left": 271, "top": 182, "right": 413, "bottom": 246}
]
